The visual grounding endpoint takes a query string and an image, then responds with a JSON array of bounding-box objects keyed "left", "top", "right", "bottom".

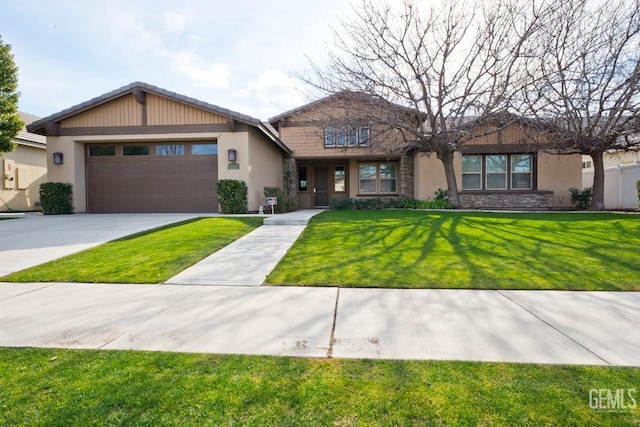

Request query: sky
[{"left": 0, "top": 0, "right": 357, "bottom": 121}]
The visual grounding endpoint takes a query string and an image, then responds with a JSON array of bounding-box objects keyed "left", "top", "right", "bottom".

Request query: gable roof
[
  {"left": 26, "top": 82, "right": 291, "bottom": 154},
  {"left": 268, "top": 91, "right": 425, "bottom": 128},
  {"left": 15, "top": 112, "right": 46, "bottom": 148}
]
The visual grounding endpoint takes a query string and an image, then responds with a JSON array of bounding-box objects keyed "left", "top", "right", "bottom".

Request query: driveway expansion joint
[{"left": 326, "top": 288, "right": 341, "bottom": 358}]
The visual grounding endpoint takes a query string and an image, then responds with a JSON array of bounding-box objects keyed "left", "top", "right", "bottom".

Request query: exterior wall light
[
  {"left": 53, "top": 152, "right": 64, "bottom": 165},
  {"left": 227, "top": 149, "right": 237, "bottom": 162}
]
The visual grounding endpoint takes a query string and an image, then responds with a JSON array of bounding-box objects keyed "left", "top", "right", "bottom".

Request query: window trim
[
  {"left": 325, "top": 126, "right": 371, "bottom": 148},
  {"left": 461, "top": 153, "right": 535, "bottom": 191},
  {"left": 358, "top": 162, "right": 399, "bottom": 195}
]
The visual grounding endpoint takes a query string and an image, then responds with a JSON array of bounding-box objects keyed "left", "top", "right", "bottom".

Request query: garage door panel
[{"left": 86, "top": 143, "right": 219, "bottom": 213}]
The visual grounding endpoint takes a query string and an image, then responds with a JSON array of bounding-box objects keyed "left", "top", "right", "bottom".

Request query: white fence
[{"left": 583, "top": 163, "right": 640, "bottom": 209}]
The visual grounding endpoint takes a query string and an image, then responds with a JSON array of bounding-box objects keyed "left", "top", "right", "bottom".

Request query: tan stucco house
[
  {"left": 1, "top": 112, "right": 47, "bottom": 212},
  {"left": 28, "top": 82, "right": 580, "bottom": 213}
]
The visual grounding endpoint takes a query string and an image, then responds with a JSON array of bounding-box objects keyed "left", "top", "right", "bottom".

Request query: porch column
[{"left": 283, "top": 156, "right": 298, "bottom": 210}]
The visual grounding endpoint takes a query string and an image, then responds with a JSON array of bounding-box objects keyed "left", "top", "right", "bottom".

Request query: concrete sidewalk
[
  {"left": 0, "top": 282, "right": 638, "bottom": 366},
  {"left": 166, "top": 210, "right": 323, "bottom": 286}
]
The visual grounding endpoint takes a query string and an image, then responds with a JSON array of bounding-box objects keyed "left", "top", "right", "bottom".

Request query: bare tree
[
  {"left": 517, "top": 0, "right": 640, "bottom": 210},
  {"left": 305, "top": 0, "right": 545, "bottom": 207}
]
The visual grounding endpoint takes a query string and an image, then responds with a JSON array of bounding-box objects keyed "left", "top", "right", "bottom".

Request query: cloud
[
  {"left": 235, "top": 69, "right": 307, "bottom": 118},
  {"left": 163, "top": 11, "right": 188, "bottom": 35},
  {"left": 170, "top": 51, "right": 233, "bottom": 90}
]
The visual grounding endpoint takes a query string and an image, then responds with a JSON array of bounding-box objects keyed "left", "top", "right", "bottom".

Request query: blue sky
[{"left": 0, "top": 0, "right": 355, "bottom": 121}]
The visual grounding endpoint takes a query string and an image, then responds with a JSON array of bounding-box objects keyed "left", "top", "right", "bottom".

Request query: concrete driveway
[{"left": 0, "top": 213, "right": 200, "bottom": 276}]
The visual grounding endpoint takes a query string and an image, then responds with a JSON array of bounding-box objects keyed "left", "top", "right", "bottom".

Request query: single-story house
[
  {"left": 1, "top": 112, "right": 47, "bottom": 212},
  {"left": 28, "top": 83, "right": 581, "bottom": 213},
  {"left": 28, "top": 82, "right": 290, "bottom": 213},
  {"left": 270, "top": 94, "right": 582, "bottom": 210}
]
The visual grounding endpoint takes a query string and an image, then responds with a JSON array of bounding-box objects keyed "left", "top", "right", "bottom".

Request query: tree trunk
[
  {"left": 437, "top": 150, "right": 460, "bottom": 208},
  {"left": 590, "top": 152, "right": 605, "bottom": 210}
]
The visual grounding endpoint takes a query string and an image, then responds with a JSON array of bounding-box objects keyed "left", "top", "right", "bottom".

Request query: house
[
  {"left": 1, "top": 112, "right": 47, "bottom": 212},
  {"left": 27, "top": 82, "right": 290, "bottom": 213},
  {"left": 27, "top": 83, "right": 581, "bottom": 213},
  {"left": 271, "top": 95, "right": 582, "bottom": 210}
]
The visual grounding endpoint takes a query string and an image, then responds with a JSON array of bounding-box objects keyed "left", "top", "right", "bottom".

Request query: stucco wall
[
  {"left": 0, "top": 144, "right": 47, "bottom": 211},
  {"left": 537, "top": 153, "right": 582, "bottom": 208},
  {"left": 216, "top": 129, "right": 284, "bottom": 212},
  {"left": 415, "top": 151, "right": 581, "bottom": 208}
]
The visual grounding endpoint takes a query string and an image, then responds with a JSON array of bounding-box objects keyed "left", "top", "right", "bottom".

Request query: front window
[
  {"left": 486, "top": 155, "right": 507, "bottom": 190},
  {"left": 359, "top": 162, "right": 398, "bottom": 194},
  {"left": 298, "top": 166, "right": 308, "bottom": 192},
  {"left": 334, "top": 165, "right": 346, "bottom": 192},
  {"left": 511, "top": 154, "right": 532, "bottom": 189},
  {"left": 462, "top": 154, "right": 534, "bottom": 190},
  {"left": 325, "top": 126, "right": 370, "bottom": 147}
]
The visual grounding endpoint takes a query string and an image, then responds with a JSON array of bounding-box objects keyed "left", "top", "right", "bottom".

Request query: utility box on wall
[{"left": 3, "top": 159, "right": 16, "bottom": 190}]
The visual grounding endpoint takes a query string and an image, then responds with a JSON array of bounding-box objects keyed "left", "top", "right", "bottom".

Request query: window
[
  {"left": 486, "top": 155, "right": 507, "bottom": 189},
  {"left": 334, "top": 165, "right": 346, "bottom": 192},
  {"left": 582, "top": 160, "right": 593, "bottom": 169},
  {"left": 511, "top": 154, "right": 532, "bottom": 189},
  {"left": 88, "top": 146, "right": 115, "bottom": 157},
  {"left": 156, "top": 144, "right": 185, "bottom": 156},
  {"left": 123, "top": 145, "right": 150, "bottom": 156},
  {"left": 359, "top": 162, "right": 398, "bottom": 194},
  {"left": 191, "top": 144, "right": 218, "bottom": 155},
  {"left": 325, "top": 127, "right": 370, "bottom": 147},
  {"left": 298, "top": 166, "right": 308, "bottom": 192},
  {"left": 462, "top": 155, "right": 482, "bottom": 190},
  {"left": 462, "top": 154, "right": 534, "bottom": 190}
]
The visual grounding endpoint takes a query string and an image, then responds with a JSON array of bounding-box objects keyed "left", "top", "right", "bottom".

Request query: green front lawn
[
  {"left": 267, "top": 210, "right": 640, "bottom": 290},
  {"left": 2, "top": 217, "right": 262, "bottom": 284},
  {"left": 1, "top": 348, "right": 637, "bottom": 426}
]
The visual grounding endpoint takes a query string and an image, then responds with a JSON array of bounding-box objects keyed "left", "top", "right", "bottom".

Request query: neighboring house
[
  {"left": 582, "top": 149, "right": 640, "bottom": 209},
  {"left": 27, "top": 83, "right": 581, "bottom": 213},
  {"left": 271, "top": 95, "right": 581, "bottom": 210},
  {"left": 27, "top": 82, "right": 290, "bottom": 213},
  {"left": 0, "top": 112, "right": 47, "bottom": 212}
]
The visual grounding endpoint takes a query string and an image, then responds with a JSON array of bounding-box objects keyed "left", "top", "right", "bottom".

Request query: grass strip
[
  {"left": 0, "top": 348, "right": 638, "bottom": 426},
  {"left": 267, "top": 210, "right": 640, "bottom": 290},
  {"left": 2, "top": 217, "right": 262, "bottom": 284}
]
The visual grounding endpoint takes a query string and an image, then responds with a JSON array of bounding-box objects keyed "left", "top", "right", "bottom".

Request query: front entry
[{"left": 314, "top": 166, "right": 329, "bottom": 207}]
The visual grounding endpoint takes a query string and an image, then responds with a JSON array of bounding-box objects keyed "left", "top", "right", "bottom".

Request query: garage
[{"left": 86, "top": 141, "right": 219, "bottom": 213}]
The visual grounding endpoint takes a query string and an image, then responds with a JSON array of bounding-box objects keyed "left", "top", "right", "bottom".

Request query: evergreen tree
[{"left": 0, "top": 36, "right": 24, "bottom": 153}]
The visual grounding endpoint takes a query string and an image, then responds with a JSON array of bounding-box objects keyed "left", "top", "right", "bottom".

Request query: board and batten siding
[
  {"left": 60, "top": 94, "right": 142, "bottom": 128},
  {"left": 146, "top": 94, "right": 227, "bottom": 126}
]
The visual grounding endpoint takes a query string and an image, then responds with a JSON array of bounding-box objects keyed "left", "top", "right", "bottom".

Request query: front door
[{"left": 314, "top": 166, "right": 329, "bottom": 207}]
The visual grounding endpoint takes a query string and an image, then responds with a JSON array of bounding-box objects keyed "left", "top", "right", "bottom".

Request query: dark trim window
[
  {"left": 123, "top": 145, "right": 150, "bottom": 156},
  {"left": 88, "top": 145, "right": 116, "bottom": 157},
  {"left": 298, "top": 166, "right": 308, "bottom": 192},
  {"left": 325, "top": 127, "right": 370, "bottom": 147},
  {"left": 191, "top": 144, "right": 218, "bottom": 155},
  {"left": 462, "top": 154, "right": 533, "bottom": 190},
  {"left": 334, "top": 165, "right": 346, "bottom": 192},
  {"left": 156, "top": 144, "right": 185, "bottom": 156},
  {"left": 359, "top": 162, "right": 398, "bottom": 194}
]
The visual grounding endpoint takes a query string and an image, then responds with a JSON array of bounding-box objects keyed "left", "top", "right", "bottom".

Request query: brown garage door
[{"left": 86, "top": 142, "right": 219, "bottom": 213}]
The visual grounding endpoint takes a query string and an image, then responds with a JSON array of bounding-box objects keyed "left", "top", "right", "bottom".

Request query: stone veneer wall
[
  {"left": 283, "top": 157, "right": 298, "bottom": 211},
  {"left": 399, "top": 154, "right": 415, "bottom": 198},
  {"left": 459, "top": 191, "right": 553, "bottom": 209}
]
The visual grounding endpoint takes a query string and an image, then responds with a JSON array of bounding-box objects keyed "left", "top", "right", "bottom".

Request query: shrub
[
  {"left": 569, "top": 187, "right": 593, "bottom": 210},
  {"left": 263, "top": 187, "right": 292, "bottom": 213},
  {"left": 216, "top": 180, "right": 247, "bottom": 214},
  {"left": 39, "top": 182, "right": 73, "bottom": 215},
  {"left": 330, "top": 195, "right": 451, "bottom": 210}
]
